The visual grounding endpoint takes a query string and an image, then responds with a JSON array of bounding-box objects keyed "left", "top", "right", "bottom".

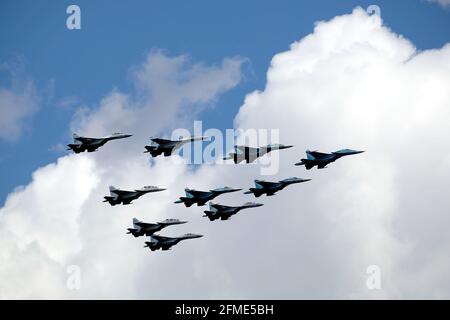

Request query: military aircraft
[
  {"left": 175, "top": 187, "right": 242, "bottom": 207},
  {"left": 67, "top": 133, "right": 132, "bottom": 153},
  {"left": 244, "top": 177, "right": 311, "bottom": 197},
  {"left": 203, "top": 202, "right": 264, "bottom": 221},
  {"left": 144, "top": 136, "right": 208, "bottom": 157},
  {"left": 295, "top": 149, "right": 364, "bottom": 169},
  {"left": 103, "top": 185, "right": 166, "bottom": 205},
  {"left": 223, "top": 144, "right": 293, "bottom": 163},
  {"left": 144, "top": 233, "right": 203, "bottom": 251},
  {"left": 127, "top": 218, "right": 187, "bottom": 237}
]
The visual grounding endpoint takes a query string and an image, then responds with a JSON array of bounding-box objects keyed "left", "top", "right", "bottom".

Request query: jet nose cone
[
  {"left": 116, "top": 134, "right": 133, "bottom": 138},
  {"left": 222, "top": 187, "right": 242, "bottom": 193},
  {"left": 191, "top": 136, "right": 210, "bottom": 142},
  {"left": 345, "top": 150, "right": 364, "bottom": 155},
  {"left": 281, "top": 145, "right": 294, "bottom": 149},
  {"left": 347, "top": 149, "right": 364, "bottom": 154}
]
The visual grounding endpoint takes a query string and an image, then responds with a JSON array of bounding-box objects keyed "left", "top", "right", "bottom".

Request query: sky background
[
  {"left": 1, "top": 1, "right": 450, "bottom": 300},
  {"left": 1, "top": 0, "right": 450, "bottom": 204}
]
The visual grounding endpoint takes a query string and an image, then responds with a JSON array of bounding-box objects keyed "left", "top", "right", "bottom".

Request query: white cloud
[
  {"left": 1, "top": 8, "right": 450, "bottom": 299},
  {"left": 427, "top": 0, "right": 450, "bottom": 8},
  {"left": 72, "top": 50, "right": 244, "bottom": 140},
  {"left": 0, "top": 51, "right": 245, "bottom": 299},
  {"left": 0, "top": 63, "right": 39, "bottom": 142}
]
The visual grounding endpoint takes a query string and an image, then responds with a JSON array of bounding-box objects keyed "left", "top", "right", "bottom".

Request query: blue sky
[{"left": 1, "top": 0, "right": 449, "bottom": 204}]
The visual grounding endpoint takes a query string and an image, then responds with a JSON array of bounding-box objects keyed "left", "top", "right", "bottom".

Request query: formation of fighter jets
[{"left": 68, "top": 132, "right": 364, "bottom": 252}]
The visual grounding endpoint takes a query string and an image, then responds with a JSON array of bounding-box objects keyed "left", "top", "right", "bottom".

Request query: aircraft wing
[
  {"left": 309, "top": 151, "right": 329, "bottom": 159},
  {"left": 135, "top": 222, "right": 156, "bottom": 228},
  {"left": 112, "top": 189, "right": 132, "bottom": 195},
  {"left": 151, "top": 235, "right": 172, "bottom": 242},
  {"left": 75, "top": 136, "right": 95, "bottom": 143},
  {"left": 186, "top": 189, "right": 209, "bottom": 197},
  {"left": 255, "top": 180, "right": 278, "bottom": 188},
  {"left": 151, "top": 138, "right": 173, "bottom": 145},
  {"left": 210, "top": 204, "right": 229, "bottom": 211}
]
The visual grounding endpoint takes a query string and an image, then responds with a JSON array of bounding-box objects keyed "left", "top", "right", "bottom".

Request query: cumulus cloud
[
  {"left": 1, "top": 8, "right": 450, "bottom": 299},
  {"left": 72, "top": 50, "right": 244, "bottom": 140},
  {"left": 0, "top": 51, "right": 245, "bottom": 299},
  {"left": 0, "top": 61, "right": 39, "bottom": 142}
]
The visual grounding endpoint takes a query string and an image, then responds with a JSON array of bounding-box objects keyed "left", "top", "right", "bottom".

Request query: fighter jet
[
  {"left": 244, "top": 177, "right": 311, "bottom": 197},
  {"left": 144, "top": 233, "right": 203, "bottom": 251},
  {"left": 223, "top": 144, "right": 293, "bottom": 163},
  {"left": 175, "top": 187, "right": 242, "bottom": 207},
  {"left": 103, "top": 185, "right": 166, "bottom": 205},
  {"left": 144, "top": 136, "right": 208, "bottom": 157},
  {"left": 295, "top": 149, "right": 364, "bottom": 170},
  {"left": 127, "top": 218, "right": 187, "bottom": 237},
  {"left": 67, "top": 132, "right": 132, "bottom": 153},
  {"left": 203, "top": 202, "right": 264, "bottom": 221}
]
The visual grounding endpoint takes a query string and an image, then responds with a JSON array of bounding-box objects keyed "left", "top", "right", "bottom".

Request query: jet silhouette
[
  {"left": 244, "top": 177, "right": 310, "bottom": 197},
  {"left": 144, "top": 136, "right": 208, "bottom": 157},
  {"left": 67, "top": 133, "right": 132, "bottom": 153},
  {"left": 144, "top": 233, "right": 203, "bottom": 251},
  {"left": 295, "top": 149, "right": 364, "bottom": 169},
  {"left": 103, "top": 185, "right": 166, "bottom": 205},
  {"left": 127, "top": 218, "right": 187, "bottom": 237},
  {"left": 175, "top": 187, "right": 242, "bottom": 207},
  {"left": 203, "top": 202, "right": 263, "bottom": 221},
  {"left": 223, "top": 144, "right": 293, "bottom": 163}
]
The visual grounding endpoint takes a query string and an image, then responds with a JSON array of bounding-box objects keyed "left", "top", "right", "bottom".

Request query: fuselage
[
  {"left": 68, "top": 133, "right": 132, "bottom": 153},
  {"left": 145, "top": 234, "right": 203, "bottom": 251},
  {"left": 105, "top": 186, "right": 165, "bottom": 205},
  {"left": 226, "top": 144, "right": 293, "bottom": 163},
  {"left": 245, "top": 178, "right": 310, "bottom": 197},
  {"left": 175, "top": 187, "right": 242, "bottom": 206},
  {"left": 145, "top": 136, "right": 207, "bottom": 157},
  {"left": 128, "top": 219, "right": 187, "bottom": 237},
  {"left": 295, "top": 149, "right": 364, "bottom": 169},
  {"left": 204, "top": 202, "right": 263, "bottom": 221}
]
